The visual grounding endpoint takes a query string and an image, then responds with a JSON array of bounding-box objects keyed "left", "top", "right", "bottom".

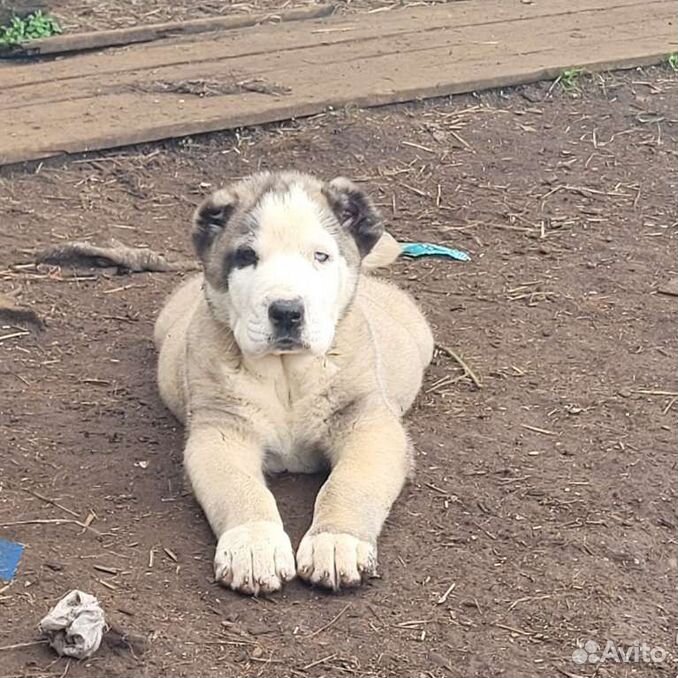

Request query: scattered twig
[
  {"left": 93, "top": 564, "right": 118, "bottom": 575},
  {"left": 24, "top": 489, "right": 80, "bottom": 518},
  {"left": 436, "top": 582, "right": 456, "bottom": 605},
  {"left": 0, "top": 639, "right": 49, "bottom": 651},
  {"left": 402, "top": 140, "right": 435, "bottom": 154},
  {"left": 449, "top": 130, "right": 472, "bottom": 150},
  {"left": 98, "top": 579, "right": 118, "bottom": 591},
  {"left": 0, "top": 331, "right": 29, "bottom": 343},
  {"left": 394, "top": 619, "right": 432, "bottom": 628},
  {"left": 163, "top": 547, "right": 178, "bottom": 562},
  {"left": 306, "top": 603, "right": 351, "bottom": 638},
  {"left": 472, "top": 521, "right": 497, "bottom": 541},
  {"left": 435, "top": 343, "right": 482, "bottom": 388},
  {"left": 302, "top": 654, "right": 337, "bottom": 670},
  {"left": 632, "top": 389, "right": 678, "bottom": 397},
  {"left": 492, "top": 622, "right": 536, "bottom": 637},
  {"left": 0, "top": 518, "right": 104, "bottom": 537},
  {"left": 521, "top": 424, "right": 557, "bottom": 436},
  {"left": 102, "top": 284, "right": 139, "bottom": 295},
  {"left": 425, "top": 374, "right": 466, "bottom": 393},
  {"left": 423, "top": 481, "right": 450, "bottom": 496},
  {"left": 399, "top": 183, "right": 431, "bottom": 198},
  {"left": 662, "top": 398, "right": 676, "bottom": 415},
  {"left": 539, "top": 183, "right": 630, "bottom": 202},
  {"left": 507, "top": 593, "right": 568, "bottom": 611}
]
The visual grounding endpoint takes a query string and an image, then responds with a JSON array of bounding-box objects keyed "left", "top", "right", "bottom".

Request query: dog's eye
[
  {"left": 314, "top": 251, "right": 330, "bottom": 264},
  {"left": 233, "top": 247, "right": 258, "bottom": 268}
]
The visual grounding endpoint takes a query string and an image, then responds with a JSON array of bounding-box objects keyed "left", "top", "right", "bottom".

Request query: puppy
[{"left": 154, "top": 171, "right": 433, "bottom": 595}]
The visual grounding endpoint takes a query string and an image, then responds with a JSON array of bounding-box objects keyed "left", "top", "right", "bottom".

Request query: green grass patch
[
  {"left": 558, "top": 67, "right": 584, "bottom": 92},
  {"left": 0, "top": 10, "right": 61, "bottom": 47},
  {"left": 668, "top": 53, "right": 678, "bottom": 71}
]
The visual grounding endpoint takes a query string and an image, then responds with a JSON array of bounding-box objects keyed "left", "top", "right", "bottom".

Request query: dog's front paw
[
  {"left": 214, "top": 521, "right": 295, "bottom": 595},
  {"left": 296, "top": 531, "right": 377, "bottom": 590}
]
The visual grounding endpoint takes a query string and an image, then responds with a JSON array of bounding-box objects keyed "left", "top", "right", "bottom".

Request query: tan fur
[
  {"left": 155, "top": 181, "right": 433, "bottom": 595},
  {"left": 362, "top": 232, "right": 402, "bottom": 270}
]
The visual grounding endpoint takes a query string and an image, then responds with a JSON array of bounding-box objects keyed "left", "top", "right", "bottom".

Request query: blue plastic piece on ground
[
  {"left": 0, "top": 537, "right": 24, "bottom": 582},
  {"left": 401, "top": 242, "right": 470, "bottom": 262}
]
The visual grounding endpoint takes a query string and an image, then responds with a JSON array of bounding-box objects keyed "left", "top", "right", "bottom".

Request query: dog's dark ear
[
  {"left": 324, "top": 177, "right": 383, "bottom": 257},
  {"left": 192, "top": 188, "right": 239, "bottom": 260}
]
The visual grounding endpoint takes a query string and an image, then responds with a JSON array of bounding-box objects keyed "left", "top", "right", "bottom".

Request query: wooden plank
[
  {"left": 3, "top": 1, "right": 672, "bottom": 109},
  {"left": 1, "top": 0, "right": 660, "bottom": 87},
  {"left": 2, "top": 7, "right": 672, "bottom": 112},
  {"left": 0, "top": 0, "right": 674, "bottom": 166},
  {"left": 0, "top": 5, "right": 335, "bottom": 57}
]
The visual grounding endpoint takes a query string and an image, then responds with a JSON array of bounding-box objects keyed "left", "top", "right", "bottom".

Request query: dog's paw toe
[
  {"left": 296, "top": 532, "right": 377, "bottom": 590},
  {"left": 214, "top": 521, "right": 295, "bottom": 595}
]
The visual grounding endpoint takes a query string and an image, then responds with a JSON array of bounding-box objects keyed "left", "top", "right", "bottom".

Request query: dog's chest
[{"left": 242, "top": 355, "right": 335, "bottom": 473}]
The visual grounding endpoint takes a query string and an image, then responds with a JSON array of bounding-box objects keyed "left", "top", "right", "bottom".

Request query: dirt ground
[{"left": 0, "top": 66, "right": 676, "bottom": 678}]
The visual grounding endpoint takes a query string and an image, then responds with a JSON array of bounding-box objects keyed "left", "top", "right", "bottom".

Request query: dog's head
[{"left": 192, "top": 171, "right": 383, "bottom": 357}]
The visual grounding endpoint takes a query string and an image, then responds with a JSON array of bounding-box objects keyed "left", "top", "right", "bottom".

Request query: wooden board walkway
[{"left": 0, "top": 0, "right": 674, "bottom": 166}]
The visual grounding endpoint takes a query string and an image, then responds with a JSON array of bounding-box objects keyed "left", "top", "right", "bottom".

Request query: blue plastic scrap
[
  {"left": 0, "top": 537, "right": 24, "bottom": 582},
  {"left": 400, "top": 242, "right": 470, "bottom": 262}
]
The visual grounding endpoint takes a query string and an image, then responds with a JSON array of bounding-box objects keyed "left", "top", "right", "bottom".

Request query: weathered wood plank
[
  {"left": 2, "top": 1, "right": 673, "bottom": 109},
  {"left": 0, "top": 0, "right": 674, "bottom": 165},
  {"left": 1, "top": 0, "right": 663, "bottom": 88},
  {"left": 0, "top": 5, "right": 335, "bottom": 57},
  {"left": 2, "top": 7, "right": 673, "bottom": 111}
]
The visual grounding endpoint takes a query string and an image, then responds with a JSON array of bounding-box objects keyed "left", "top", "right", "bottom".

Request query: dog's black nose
[{"left": 269, "top": 299, "right": 304, "bottom": 333}]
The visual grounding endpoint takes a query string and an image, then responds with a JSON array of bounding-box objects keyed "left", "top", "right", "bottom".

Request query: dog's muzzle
[{"left": 268, "top": 298, "right": 305, "bottom": 350}]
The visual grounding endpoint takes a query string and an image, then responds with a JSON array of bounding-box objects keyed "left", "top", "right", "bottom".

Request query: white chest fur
[{"left": 238, "top": 353, "right": 337, "bottom": 474}]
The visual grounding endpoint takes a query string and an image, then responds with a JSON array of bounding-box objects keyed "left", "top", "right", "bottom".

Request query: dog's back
[{"left": 355, "top": 276, "right": 434, "bottom": 414}]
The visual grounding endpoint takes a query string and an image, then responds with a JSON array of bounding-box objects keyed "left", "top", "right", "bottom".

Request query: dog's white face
[
  {"left": 212, "top": 186, "right": 356, "bottom": 356},
  {"left": 193, "top": 172, "right": 383, "bottom": 358}
]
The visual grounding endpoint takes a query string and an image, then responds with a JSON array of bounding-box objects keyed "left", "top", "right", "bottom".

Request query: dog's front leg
[
  {"left": 297, "top": 410, "right": 410, "bottom": 590},
  {"left": 185, "top": 426, "right": 295, "bottom": 595}
]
